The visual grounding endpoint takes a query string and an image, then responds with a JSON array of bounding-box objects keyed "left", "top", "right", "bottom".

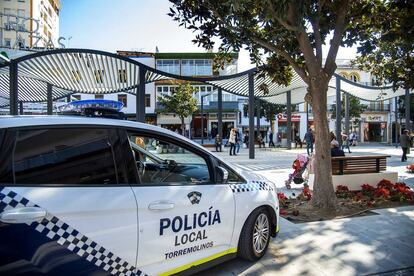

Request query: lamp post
[{"left": 201, "top": 91, "right": 215, "bottom": 145}]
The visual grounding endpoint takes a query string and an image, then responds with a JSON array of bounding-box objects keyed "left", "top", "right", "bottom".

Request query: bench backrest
[{"left": 331, "top": 155, "right": 390, "bottom": 175}]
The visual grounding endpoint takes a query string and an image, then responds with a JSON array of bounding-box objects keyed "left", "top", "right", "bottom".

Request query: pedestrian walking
[
  {"left": 269, "top": 131, "right": 275, "bottom": 147},
  {"left": 235, "top": 128, "right": 241, "bottom": 153},
  {"left": 243, "top": 132, "right": 249, "bottom": 148},
  {"left": 400, "top": 130, "right": 410, "bottom": 162},
  {"left": 229, "top": 128, "right": 237, "bottom": 156},
  {"left": 214, "top": 134, "right": 222, "bottom": 152},
  {"left": 258, "top": 134, "right": 265, "bottom": 148},
  {"left": 341, "top": 133, "right": 352, "bottom": 153},
  {"left": 304, "top": 128, "right": 314, "bottom": 155},
  {"left": 294, "top": 133, "right": 303, "bottom": 148}
]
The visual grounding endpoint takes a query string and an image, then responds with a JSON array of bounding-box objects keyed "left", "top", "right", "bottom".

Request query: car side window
[
  {"left": 128, "top": 132, "right": 211, "bottom": 185},
  {"left": 12, "top": 128, "right": 127, "bottom": 185}
]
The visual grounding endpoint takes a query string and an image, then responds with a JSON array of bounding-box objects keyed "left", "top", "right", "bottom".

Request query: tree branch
[
  {"left": 267, "top": 0, "right": 300, "bottom": 32},
  {"left": 250, "top": 36, "right": 309, "bottom": 82},
  {"left": 207, "top": 3, "right": 309, "bottom": 82},
  {"left": 324, "top": 0, "right": 350, "bottom": 76}
]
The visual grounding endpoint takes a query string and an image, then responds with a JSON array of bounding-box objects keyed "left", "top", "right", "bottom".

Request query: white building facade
[{"left": 1, "top": 0, "right": 60, "bottom": 49}]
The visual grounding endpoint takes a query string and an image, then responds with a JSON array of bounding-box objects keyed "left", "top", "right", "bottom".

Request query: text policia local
[{"left": 160, "top": 207, "right": 221, "bottom": 241}]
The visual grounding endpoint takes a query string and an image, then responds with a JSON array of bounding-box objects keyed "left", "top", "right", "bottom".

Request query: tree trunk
[
  {"left": 181, "top": 118, "right": 185, "bottom": 136},
  {"left": 309, "top": 80, "right": 337, "bottom": 210}
]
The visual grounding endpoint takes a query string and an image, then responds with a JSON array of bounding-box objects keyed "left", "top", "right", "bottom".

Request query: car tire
[{"left": 238, "top": 207, "right": 271, "bottom": 261}]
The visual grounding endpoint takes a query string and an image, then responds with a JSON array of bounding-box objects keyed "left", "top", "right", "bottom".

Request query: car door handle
[
  {"left": 0, "top": 207, "right": 47, "bottom": 224},
  {"left": 148, "top": 201, "right": 175, "bottom": 211}
]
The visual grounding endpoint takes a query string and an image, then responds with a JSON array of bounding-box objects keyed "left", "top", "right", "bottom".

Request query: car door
[
  {"left": 125, "top": 129, "right": 236, "bottom": 275},
  {"left": 0, "top": 126, "right": 142, "bottom": 275}
]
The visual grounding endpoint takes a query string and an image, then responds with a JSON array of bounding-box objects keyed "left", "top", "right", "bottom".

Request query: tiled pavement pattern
[
  {"left": 202, "top": 206, "right": 414, "bottom": 276},
  {"left": 204, "top": 144, "right": 414, "bottom": 275}
]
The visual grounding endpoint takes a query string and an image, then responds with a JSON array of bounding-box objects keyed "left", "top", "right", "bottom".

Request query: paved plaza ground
[{"left": 203, "top": 143, "right": 414, "bottom": 275}]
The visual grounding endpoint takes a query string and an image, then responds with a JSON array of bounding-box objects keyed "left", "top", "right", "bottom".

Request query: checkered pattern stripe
[
  {"left": 230, "top": 181, "right": 274, "bottom": 193},
  {"left": 0, "top": 187, "right": 146, "bottom": 276}
]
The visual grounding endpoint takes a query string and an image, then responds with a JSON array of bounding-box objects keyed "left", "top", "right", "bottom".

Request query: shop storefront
[
  {"left": 361, "top": 114, "right": 388, "bottom": 142},
  {"left": 277, "top": 113, "right": 301, "bottom": 139}
]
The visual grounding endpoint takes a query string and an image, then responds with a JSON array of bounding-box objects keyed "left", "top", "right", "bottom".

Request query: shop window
[{"left": 118, "top": 94, "right": 127, "bottom": 107}]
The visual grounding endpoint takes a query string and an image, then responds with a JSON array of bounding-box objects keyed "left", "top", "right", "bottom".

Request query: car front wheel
[{"left": 238, "top": 208, "right": 271, "bottom": 261}]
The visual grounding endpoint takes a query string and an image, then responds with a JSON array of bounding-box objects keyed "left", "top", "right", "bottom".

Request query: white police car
[{"left": 0, "top": 116, "right": 279, "bottom": 275}]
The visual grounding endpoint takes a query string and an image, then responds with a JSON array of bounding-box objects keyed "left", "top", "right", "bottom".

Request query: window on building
[
  {"left": 156, "top": 59, "right": 180, "bottom": 75},
  {"left": 94, "top": 70, "right": 104, "bottom": 83},
  {"left": 182, "top": 59, "right": 212, "bottom": 76},
  {"left": 17, "top": 9, "right": 25, "bottom": 17},
  {"left": 145, "top": 95, "right": 151, "bottom": 107},
  {"left": 4, "top": 39, "right": 11, "bottom": 47},
  {"left": 72, "top": 70, "right": 81, "bottom": 82},
  {"left": 118, "top": 94, "right": 127, "bottom": 107},
  {"left": 18, "top": 0, "right": 26, "bottom": 2},
  {"left": 118, "top": 69, "right": 127, "bottom": 83},
  {"left": 12, "top": 128, "right": 126, "bottom": 185},
  {"left": 349, "top": 73, "right": 360, "bottom": 82},
  {"left": 4, "top": 8, "right": 11, "bottom": 15},
  {"left": 95, "top": 94, "right": 104, "bottom": 100}
]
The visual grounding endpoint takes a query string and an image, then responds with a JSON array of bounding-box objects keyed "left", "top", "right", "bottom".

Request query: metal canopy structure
[{"left": 1, "top": 48, "right": 412, "bottom": 158}]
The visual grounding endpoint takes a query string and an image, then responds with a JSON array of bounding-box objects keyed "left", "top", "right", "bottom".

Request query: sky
[{"left": 60, "top": 0, "right": 358, "bottom": 72}]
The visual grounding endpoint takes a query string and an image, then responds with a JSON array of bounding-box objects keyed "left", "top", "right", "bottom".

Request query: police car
[{"left": 0, "top": 116, "right": 280, "bottom": 276}]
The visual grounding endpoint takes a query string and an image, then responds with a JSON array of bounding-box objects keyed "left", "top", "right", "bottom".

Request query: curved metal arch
[
  {"left": 12, "top": 48, "right": 258, "bottom": 83},
  {"left": 333, "top": 73, "right": 395, "bottom": 90}
]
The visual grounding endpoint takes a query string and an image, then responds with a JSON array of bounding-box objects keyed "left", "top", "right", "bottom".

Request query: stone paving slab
[{"left": 202, "top": 206, "right": 414, "bottom": 276}]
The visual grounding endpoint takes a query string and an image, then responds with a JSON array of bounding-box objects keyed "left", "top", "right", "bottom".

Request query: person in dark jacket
[
  {"left": 243, "top": 132, "right": 249, "bottom": 147},
  {"left": 304, "top": 129, "right": 314, "bottom": 155},
  {"left": 269, "top": 131, "right": 275, "bottom": 147},
  {"left": 214, "top": 134, "right": 222, "bottom": 152},
  {"left": 331, "top": 140, "right": 345, "bottom": 157},
  {"left": 400, "top": 130, "right": 411, "bottom": 162}
]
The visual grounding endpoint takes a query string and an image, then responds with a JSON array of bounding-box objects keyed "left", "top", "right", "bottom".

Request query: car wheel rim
[{"left": 253, "top": 213, "right": 269, "bottom": 254}]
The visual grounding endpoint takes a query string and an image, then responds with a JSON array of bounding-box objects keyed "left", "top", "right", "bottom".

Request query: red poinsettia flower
[
  {"left": 377, "top": 179, "right": 394, "bottom": 190},
  {"left": 336, "top": 185, "right": 349, "bottom": 192},
  {"left": 374, "top": 187, "right": 390, "bottom": 198},
  {"left": 277, "top": 192, "right": 287, "bottom": 200}
]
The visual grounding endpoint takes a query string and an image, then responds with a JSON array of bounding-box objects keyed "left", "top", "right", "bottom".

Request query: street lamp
[{"left": 200, "top": 91, "right": 215, "bottom": 145}]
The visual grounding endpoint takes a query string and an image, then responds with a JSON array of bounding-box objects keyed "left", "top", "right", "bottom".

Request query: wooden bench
[{"left": 331, "top": 155, "right": 390, "bottom": 175}]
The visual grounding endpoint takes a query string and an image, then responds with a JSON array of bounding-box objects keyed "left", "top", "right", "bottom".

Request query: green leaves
[
  {"left": 157, "top": 83, "right": 199, "bottom": 120},
  {"left": 351, "top": 0, "right": 414, "bottom": 89}
]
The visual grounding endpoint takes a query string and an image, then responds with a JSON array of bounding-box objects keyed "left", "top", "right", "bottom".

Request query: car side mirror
[{"left": 217, "top": 166, "right": 229, "bottom": 183}]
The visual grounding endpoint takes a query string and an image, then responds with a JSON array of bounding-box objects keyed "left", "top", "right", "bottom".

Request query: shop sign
[
  {"left": 363, "top": 115, "right": 385, "bottom": 122},
  {"left": 277, "top": 114, "right": 301, "bottom": 122}
]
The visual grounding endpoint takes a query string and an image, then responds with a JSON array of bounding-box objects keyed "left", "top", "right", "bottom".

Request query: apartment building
[
  {"left": 1, "top": 0, "right": 60, "bottom": 48},
  {"left": 153, "top": 52, "right": 240, "bottom": 139}
]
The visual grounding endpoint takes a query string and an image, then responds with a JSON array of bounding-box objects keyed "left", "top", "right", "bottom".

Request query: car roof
[{"left": 0, "top": 115, "right": 207, "bottom": 151}]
